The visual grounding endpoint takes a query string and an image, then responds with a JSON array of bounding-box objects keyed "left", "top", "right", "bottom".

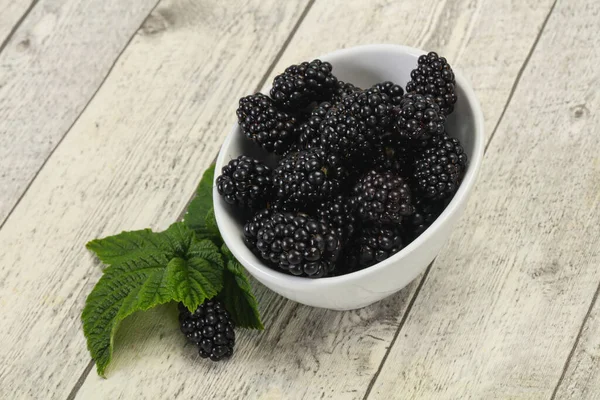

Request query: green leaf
[
  {"left": 204, "top": 207, "right": 222, "bottom": 246},
  {"left": 218, "top": 245, "right": 264, "bottom": 330},
  {"left": 82, "top": 222, "right": 223, "bottom": 376},
  {"left": 184, "top": 164, "right": 216, "bottom": 236}
]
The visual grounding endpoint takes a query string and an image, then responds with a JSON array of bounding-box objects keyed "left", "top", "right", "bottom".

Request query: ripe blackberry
[
  {"left": 237, "top": 93, "right": 297, "bottom": 154},
  {"left": 369, "top": 141, "right": 414, "bottom": 177},
  {"left": 315, "top": 195, "right": 356, "bottom": 244},
  {"left": 371, "top": 81, "right": 404, "bottom": 105},
  {"left": 343, "top": 225, "right": 405, "bottom": 271},
  {"left": 291, "top": 101, "right": 333, "bottom": 153},
  {"left": 216, "top": 156, "right": 272, "bottom": 211},
  {"left": 179, "top": 300, "right": 235, "bottom": 362},
  {"left": 243, "top": 211, "right": 342, "bottom": 278},
  {"left": 392, "top": 93, "right": 445, "bottom": 142},
  {"left": 351, "top": 170, "right": 414, "bottom": 225},
  {"left": 404, "top": 197, "right": 446, "bottom": 239},
  {"left": 406, "top": 52, "right": 457, "bottom": 115},
  {"left": 270, "top": 60, "right": 338, "bottom": 109},
  {"left": 319, "top": 89, "right": 394, "bottom": 162},
  {"left": 412, "top": 133, "right": 468, "bottom": 201},
  {"left": 273, "top": 148, "right": 347, "bottom": 206},
  {"left": 331, "top": 81, "right": 362, "bottom": 103}
]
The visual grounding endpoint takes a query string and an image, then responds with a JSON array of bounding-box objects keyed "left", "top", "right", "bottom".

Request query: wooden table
[{"left": 1, "top": 0, "right": 599, "bottom": 398}]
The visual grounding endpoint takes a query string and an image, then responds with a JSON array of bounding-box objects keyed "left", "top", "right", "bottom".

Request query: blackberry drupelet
[
  {"left": 351, "top": 170, "right": 414, "bottom": 225},
  {"left": 243, "top": 211, "right": 342, "bottom": 278},
  {"left": 371, "top": 81, "right": 404, "bottom": 105},
  {"left": 179, "top": 300, "right": 235, "bottom": 362},
  {"left": 343, "top": 225, "right": 405, "bottom": 271},
  {"left": 315, "top": 195, "right": 356, "bottom": 244},
  {"left": 216, "top": 156, "right": 272, "bottom": 211},
  {"left": 270, "top": 60, "right": 338, "bottom": 109},
  {"left": 273, "top": 148, "right": 347, "bottom": 207},
  {"left": 412, "top": 133, "right": 468, "bottom": 201},
  {"left": 392, "top": 93, "right": 445, "bottom": 142},
  {"left": 404, "top": 197, "right": 446, "bottom": 239},
  {"left": 319, "top": 89, "right": 394, "bottom": 162},
  {"left": 237, "top": 93, "right": 297, "bottom": 154},
  {"left": 331, "top": 81, "right": 362, "bottom": 103},
  {"left": 406, "top": 51, "right": 457, "bottom": 115}
]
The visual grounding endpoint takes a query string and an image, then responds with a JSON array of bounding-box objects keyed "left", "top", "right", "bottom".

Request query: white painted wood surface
[
  {"left": 1, "top": 0, "right": 599, "bottom": 399},
  {"left": 368, "top": 0, "right": 600, "bottom": 398},
  {"left": 75, "top": 0, "right": 562, "bottom": 399},
  {"left": 0, "top": 0, "right": 309, "bottom": 397},
  {"left": 555, "top": 291, "right": 600, "bottom": 399},
  {"left": 0, "top": 0, "right": 31, "bottom": 46},
  {"left": 0, "top": 0, "right": 158, "bottom": 223}
]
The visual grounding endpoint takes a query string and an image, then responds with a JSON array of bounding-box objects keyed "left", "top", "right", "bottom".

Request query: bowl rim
[{"left": 214, "top": 43, "right": 485, "bottom": 288}]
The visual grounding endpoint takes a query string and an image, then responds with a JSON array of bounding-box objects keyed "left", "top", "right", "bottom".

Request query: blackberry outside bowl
[{"left": 213, "top": 44, "right": 484, "bottom": 311}]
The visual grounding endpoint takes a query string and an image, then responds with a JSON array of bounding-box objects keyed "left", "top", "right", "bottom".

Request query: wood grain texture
[
  {"left": 0, "top": 0, "right": 32, "bottom": 46},
  {"left": 368, "top": 0, "right": 600, "bottom": 398},
  {"left": 0, "top": 0, "right": 309, "bottom": 398},
  {"left": 74, "top": 1, "right": 557, "bottom": 399},
  {"left": 554, "top": 288, "right": 600, "bottom": 400},
  {"left": 0, "top": 0, "right": 158, "bottom": 223}
]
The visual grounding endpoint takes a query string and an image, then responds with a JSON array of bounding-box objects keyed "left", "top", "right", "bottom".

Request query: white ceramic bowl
[{"left": 214, "top": 44, "right": 484, "bottom": 311}]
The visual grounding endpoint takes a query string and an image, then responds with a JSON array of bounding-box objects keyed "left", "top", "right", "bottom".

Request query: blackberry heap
[
  {"left": 412, "top": 133, "right": 468, "bottom": 201},
  {"left": 371, "top": 81, "right": 404, "bottom": 105},
  {"left": 270, "top": 59, "right": 338, "bottom": 109},
  {"left": 221, "top": 50, "right": 468, "bottom": 278},
  {"left": 331, "top": 81, "right": 362, "bottom": 103},
  {"left": 393, "top": 93, "right": 445, "bottom": 142},
  {"left": 179, "top": 300, "right": 235, "bottom": 362},
  {"left": 244, "top": 211, "right": 341, "bottom": 277},
  {"left": 351, "top": 170, "right": 414, "bottom": 225},
  {"left": 315, "top": 195, "right": 356, "bottom": 244},
  {"left": 343, "top": 225, "right": 405, "bottom": 271},
  {"left": 406, "top": 52, "right": 457, "bottom": 115},
  {"left": 319, "top": 88, "right": 394, "bottom": 163},
  {"left": 216, "top": 156, "right": 272, "bottom": 211},
  {"left": 273, "top": 148, "right": 347, "bottom": 207},
  {"left": 237, "top": 93, "right": 297, "bottom": 154}
]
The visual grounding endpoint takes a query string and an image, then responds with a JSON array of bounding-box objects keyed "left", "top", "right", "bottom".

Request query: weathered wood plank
[
  {"left": 368, "top": 0, "right": 600, "bottom": 398},
  {"left": 0, "top": 0, "right": 310, "bottom": 398},
  {"left": 0, "top": 0, "right": 31, "bottom": 46},
  {"left": 0, "top": 0, "right": 158, "bottom": 223},
  {"left": 74, "top": 0, "right": 556, "bottom": 399},
  {"left": 554, "top": 288, "right": 600, "bottom": 400}
]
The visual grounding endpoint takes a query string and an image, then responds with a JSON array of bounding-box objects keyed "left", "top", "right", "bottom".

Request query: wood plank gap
[
  {"left": 550, "top": 280, "right": 600, "bottom": 400},
  {"left": 362, "top": 262, "right": 434, "bottom": 400},
  {"left": 0, "top": 0, "right": 162, "bottom": 231},
  {"left": 484, "top": 0, "right": 558, "bottom": 153},
  {"left": 65, "top": 0, "right": 316, "bottom": 397},
  {"left": 0, "top": 0, "right": 37, "bottom": 55}
]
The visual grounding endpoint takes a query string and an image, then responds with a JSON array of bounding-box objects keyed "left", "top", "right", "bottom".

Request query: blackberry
[
  {"left": 371, "top": 81, "right": 404, "bottom": 105},
  {"left": 244, "top": 211, "right": 342, "bottom": 277},
  {"left": 331, "top": 81, "right": 362, "bottom": 103},
  {"left": 273, "top": 148, "right": 347, "bottom": 207},
  {"left": 412, "top": 133, "right": 468, "bottom": 201},
  {"left": 392, "top": 93, "right": 445, "bottom": 142},
  {"left": 216, "top": 156, "right": 272, "bottom": 211},
  {"left": 369, "top": 141, "right": 414, "bottom": 177},
  {"left": 319, "top": 89, "right": 394, "bottom": 162},
  {"left": 350, "top": 170, "right": 414, "bottom": 225},
  {"left": 291, "top": 101, "right": 333, "bottom": 153},
  {"left": 315, "top": 195, "right": 356, "bottom": 244},
  {"left": 406, "top": 51, "right": 457, "bottom": 115},
  {"left": 404, "top": 197, "right": 446, "bottom": 239},
  {"left": 237, "top": 93, "right": 297, "bottom": 155},
  {"left": 343, "top": 225, "right": 405, "bottom": 271},
  {"left": 178, "top": 300, "right": 235, "bottom": 362},
  {"left": 270, "top": 60, "right": 338, "bottom": 109}
]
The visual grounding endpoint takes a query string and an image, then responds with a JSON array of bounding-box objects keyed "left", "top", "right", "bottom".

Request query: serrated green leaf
[
  {"left": 218, "top": 245, "right": 263, "bottom": 330},
  {"left": 82, "top": 222, "right": 224, "bottom": 376},
  {"left": 184, "top": 164, "right": 216, "bottom": 236}
]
